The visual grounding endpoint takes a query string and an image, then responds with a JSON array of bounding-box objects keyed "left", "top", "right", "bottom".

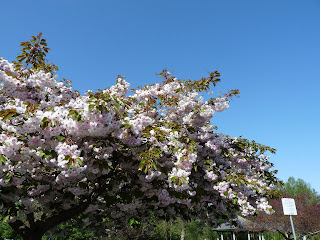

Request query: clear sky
[{"left": 1, "top": 0, "right": 320, "bottom": 193}]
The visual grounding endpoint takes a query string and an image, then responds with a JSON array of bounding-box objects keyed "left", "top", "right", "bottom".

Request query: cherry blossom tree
[{"left": 0, "top": 33, "right": 281, "bottom": 240}]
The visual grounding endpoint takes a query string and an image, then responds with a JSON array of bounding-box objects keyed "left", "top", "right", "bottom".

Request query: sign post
[{"left": 281, "top": 198, "right": 297, "bottom": 240}]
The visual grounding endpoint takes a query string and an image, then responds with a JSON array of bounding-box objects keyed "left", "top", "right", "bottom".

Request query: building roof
[{"left": 212, "top": 216, "right": 246, "bottom": 232}]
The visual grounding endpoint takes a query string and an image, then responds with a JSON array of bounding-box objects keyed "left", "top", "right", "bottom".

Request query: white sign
[{"left": 282, "top": 198, "right": 297, "bottom": 215}]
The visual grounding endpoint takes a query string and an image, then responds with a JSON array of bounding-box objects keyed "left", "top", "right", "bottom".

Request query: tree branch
[
  {"left": 36, "top": 197, "right": 92, "bottom": 235},
  {"left": 306, "top": 229, "right": 320, "bottom": 237},
  {"left": 9, "top": 219, "right": 28, "bottom": 237},
  {"left": 26, "top": 213, "right": 35, "bottom": 229},
  {"left": 276, "top": 230, "right": 292, "bottom": 240}
]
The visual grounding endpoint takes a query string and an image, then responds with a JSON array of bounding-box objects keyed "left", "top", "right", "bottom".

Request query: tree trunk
[
  {"left": 22, "top": 229, "right": 45, "bottom": 240},
  {"left": 180, "top": 221, "right": 185, "bottom": 240},
  {"left": 276, "top": 230, "right": 292, "bottom": 240},
  {"left": 9, "top": 221, "right": 46, "bottom": 240},
  {"left": 9, "top": 198, "right": 92, "bottom": 240}
]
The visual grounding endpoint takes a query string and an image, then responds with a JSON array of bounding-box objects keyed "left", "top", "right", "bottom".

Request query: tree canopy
[
  {"left": 0, "top": 33, "right": 281, "bottom": 240},
  {"left": 284, "top": 177, "right": 319, "bottom": 205}
]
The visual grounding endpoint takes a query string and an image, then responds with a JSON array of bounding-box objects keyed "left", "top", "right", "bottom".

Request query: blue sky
[{"left": 1, "top": 0, "right": 320, "bottom": 193}]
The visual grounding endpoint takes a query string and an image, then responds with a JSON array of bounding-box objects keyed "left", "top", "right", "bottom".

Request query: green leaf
[
  {"left": 170, "top": 176, "right": 178, "bottom": 182},
  {"left": 129, "top": 218, "right": 134, "bottom": 225},
  {"left": 68, "top": 109, "right": 77, "bottom": 116},
  {"left": 181, "top": 176, "right": 187, "bottom": 183},
  {"left": 2, "top": 215, "right": 9, "bottom": 223},
  {"left": 129, "top": 218, "right": 140, "bottom": 228},
  {"left": 75, "top": 114, "right": 83, "bottom": 121},
  {"left": 67, "top": 162, "right": 72, "bottom": 169},
  {"left": 41, "top": 120, "right": 49, "bottom": 130},
  {"left": 39, "top": 150, "right": 45, "bottom": 157},
  {"left": 0, "top": 109, "right": 17, "bottom": 121},
  {"left": 5, "top": 174, "right": 12, "bottom": 184},
  {"left": 0, "top": 155, "right": 7, "bottom": 165},
  {"left": 76, "top": 157, "right": 82, "bottom": 165},
  {"left": 57, "top": 135, "right": 65, "bottom": 141}
]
